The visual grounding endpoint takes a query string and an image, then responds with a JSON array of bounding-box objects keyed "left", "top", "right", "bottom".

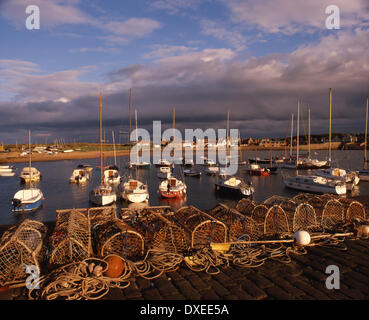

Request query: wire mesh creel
[
  {"left": 120, "top": 206, "right": 188, "bottom": 254},
  {"left": 170, "top": 206, "right": 227, "bottom": 249},
  {"left": 207, "top": 203, "right": 260, "bottom": 241},
  {"left": 49, "top": 209, "right": 92, "bottom": 268},
  {"left": 93, "top": 218, "right": 144, "bottom": 259},
  {"left": 0, "top": 219, "right": 47, "bottom": 286}
]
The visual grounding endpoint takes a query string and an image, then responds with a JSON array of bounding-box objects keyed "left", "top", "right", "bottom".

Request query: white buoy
[{"left": 293, "top": 230, "right": 311, "bottom": 246}]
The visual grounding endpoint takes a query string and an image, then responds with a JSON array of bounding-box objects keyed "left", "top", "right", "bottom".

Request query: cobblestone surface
[{"left": 0, "top": 237, "right": 368, "bottom": 300}]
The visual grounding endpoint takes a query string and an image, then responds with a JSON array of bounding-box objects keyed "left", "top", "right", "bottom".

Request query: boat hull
[
  {"left": 214, "top": 183, "right": 252, "bottom": 198},
  {"left": 160, "top": 189, "right": 186, "bottom": 198},
  {"left": 283, "top": 179, "right": 346, "bottom": 195},
  {"left": 89, "top": 193, "right": 116, "bottom": 206},
  {"left": 122, "top": 192, "right": 149, "bottom": 203}
]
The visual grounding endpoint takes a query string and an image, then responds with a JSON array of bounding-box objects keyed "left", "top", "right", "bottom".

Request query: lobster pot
[
  {"left": 345, "top": 201, "right": 366, "bottom": 222},
  {"left": 264, "top": 205, "right": 290, "bottom": 236},
  {"left": 120, "top": 207, "right": 188, "bottom": 253},
  {"left": 321, "top": 199, "right": 344, "bottom": 229},
  {"left": 250, "top": 204, "right": 269, "bottom": 233},
  {"left": 207, "top": 203, "right": 261, "bottom": 241},
  {"left": 121, "top": 206, "right": 172, "bottom": 221},
  {"left": 307, "top": 195, "right": 330, "bottom": 221},
  {"left": 49, "top": 209, "right": 92, "bottom": 267},
  {"left": 88, "top": 206, "right": 116, "bottom": 224},
  {"left": 292, "top": 203, "right": 318, "bottom": 232},
  {"left": 235, "top": 198, "right": 256, "bottom": 216},
  {"left": 0, "top": 220, "right": 46, "bottom": 286},
  {"left": 170, "top": 206, "right": 227, "bottom": 249},
  {"left": 292, "top": 193, "right": 315, "bottom": 204},
  {"left": 93, "top": 219, "right": 144, "bottom": 259}
]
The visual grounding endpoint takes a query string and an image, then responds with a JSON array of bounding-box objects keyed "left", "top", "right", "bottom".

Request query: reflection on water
[{"left": 0, "top": 150, "right": 369, "bottom": 225}]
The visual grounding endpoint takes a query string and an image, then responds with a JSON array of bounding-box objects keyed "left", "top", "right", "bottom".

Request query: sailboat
[
  {"left": 120, "top": 99, "right": 149, "bottom": 203},
  {"left": 89, "top": 91, "right": 117, "bottom": 206},
  {"left": 358, "top": 97, "right": 369, "bottom": 181},
  {"left": 69, "top": 168, "right": 90, "bottom": 183},
  {"left": 19, "top": 131, "right": 41, "bottom": 184},
  {"left": 12, "top": 130, "right": 44, "bottom": 212},
  {"left": 158, "top": 105, "right": 187, "bottom": 198},
  {"left": 103, "top": 131, "right": 121, "bottom": 184},
  {"left": 283, "top": 95, "right": 346, "bottom": 195}
]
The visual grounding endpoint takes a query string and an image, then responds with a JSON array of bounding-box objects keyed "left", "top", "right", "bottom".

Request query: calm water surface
[{"left": 1, "top": 150, "right": 368, "bottom": 226}]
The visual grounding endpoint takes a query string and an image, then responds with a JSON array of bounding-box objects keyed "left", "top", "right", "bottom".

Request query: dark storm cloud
[{"left": 1, "top": 28, "right": 369, "bottom": 143}]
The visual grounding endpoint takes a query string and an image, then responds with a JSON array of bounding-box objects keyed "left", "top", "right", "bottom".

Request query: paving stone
[
  {"left": 239, "top": 278, "right": 268, "bottom": 300},
  {"left": 223, "top": 294, "right": 239, "bottom": 300},
  {"left": 212, "top": 272, "right": 239, "bottom": 289},
  {"left": 227, "top": 287, "right": 254, "bottom": 300},
  {"left": 135, "top": 278, "right": 152, "bottom": 290},
  {"left": 200, "top": 289, "right": 221, "bottom": 300},
  {"left": 292, "top": 280, "right": 331, "bottom": 300},
  {"left": 123, "top": 282, "right": 144, "bottom": 299},
  {"left": 142, "top": 288, "right": 163, "bottom": 300},
  {"left": 246, "top": 272, "right": 275, "bottom": 289},
  {"left": 302, "top": 268, "right": 327, "bottom": 282},
  {"left": 173, "top": 279, "right": 202, "bottom": 299},
  {"left": 207, "top": 279, "right": 232, "bottom": 298},
  {"left": 186, "top": 275, "right": 211, "bottom": 292},
  {"left": 103, "top": 287, "right": 126, "bottom": 300},
  {"left": 265, "top": 286, "right": 295, "bottom": 300}
]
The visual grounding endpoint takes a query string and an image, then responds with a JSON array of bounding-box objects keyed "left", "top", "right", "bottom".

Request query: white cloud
[{"left": 223, "top": 0, "right": 369, "bottom": 34}]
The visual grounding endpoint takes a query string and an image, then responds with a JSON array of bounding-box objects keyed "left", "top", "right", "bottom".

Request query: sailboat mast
[
  {"left": 29, "top": 129, "right": 32, "bottom": 182},
  {"left": 290, "top": 114, "right": 294, "bottom": 159},
  {"left": 297, "top": 100, "right": 300, "bottom": 165},
  {"left": 100, "top": 91, "right": 103, "bottom": 185},
  {"left": 308, "top": 107, "right": 311, "bottom": 159},
  {"left": 227, "top": 108, "right": 230, "bottom": 147},
  {"left": 173, "top": 105, "right": 175, "bottom": 139},
  {"left": 112, "top": 131, "right": 117, "bottom": 166},
  {"left": 329, "top": 88, "right": 332, "bottom": 163},
  {"left": 365, "top": 97, "right": 368, "bottom": 168},
  {"left": 129, "top": 88, "right": 132, "bottom": 146}
]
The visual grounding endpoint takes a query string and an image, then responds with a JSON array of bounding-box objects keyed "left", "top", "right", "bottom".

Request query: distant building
[{"left": 259, "top": 138, "right": 287, "bottom": 147}]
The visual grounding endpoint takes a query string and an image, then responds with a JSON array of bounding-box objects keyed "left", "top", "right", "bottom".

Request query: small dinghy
[{"left": 11, "top": 188, "right": 44, "bottom": 213}]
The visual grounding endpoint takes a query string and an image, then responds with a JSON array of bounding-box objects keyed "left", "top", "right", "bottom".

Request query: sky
[{"left": 0, "top": 0, "right": 369, "bottom": 144}]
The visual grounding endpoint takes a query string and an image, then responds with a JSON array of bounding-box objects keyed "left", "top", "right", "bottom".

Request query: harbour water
[{"left": 1, "top": 149, "right": 368, "bottom": 226}]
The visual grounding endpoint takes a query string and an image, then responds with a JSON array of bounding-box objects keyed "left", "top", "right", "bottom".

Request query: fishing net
[
  {"left": 48, "top": 209, "right": 92, "bottom": 268},
  {"left": 321, "top": 199, "right": 344, "bottom": 230},
  {"left": 93, "top": 218, "right": 144, "bottom": 259},
  {"left": 307, "top": 195, "right": 330, "bottom": 221},
  {"left": 207, "top": 203, "right": 261, "bottom": 241},
  {"left": 170, "top": 206, "right": 227, "bottom": 249},
  {"left": 120, "top": 207, "right": 188, "bottom": 254},
  {"left": 264, "top": 205, "right": 290, "bottom": 236},
  {"left": 0, "top": 220, "right": 47, "bottom": 286},
  {"left": 235, "top": 198, "right": 256, "bottom": 215},
  {"left": 251, "top": 204, "right": 269, "bottom": 224},
  {"left": 292, "top": 203, "right": 318, "bottom": 232}
]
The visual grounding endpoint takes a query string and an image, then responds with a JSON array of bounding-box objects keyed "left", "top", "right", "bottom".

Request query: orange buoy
[{"left": 103, "top": 256, "right": 125, "bottom": 278}]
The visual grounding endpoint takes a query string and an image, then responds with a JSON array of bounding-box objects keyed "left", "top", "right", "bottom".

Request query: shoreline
[{"left": 0, "top": 142, "right": 344, "bottom": 164}]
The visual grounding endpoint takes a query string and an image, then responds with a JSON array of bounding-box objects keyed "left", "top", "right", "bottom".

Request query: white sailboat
[
  {"left": 69, "top": 168, "right": 90, "bottom": 183},
  {"left": 103, "top": 131, "right": 121, "bottom": 184},
  {"left": 89, "top": 91, "right": 117, "bottom": 206},
  {"left": 19, "top": 131, "right": 41, "bottom": 184},
  {"left": 12, "top": 130, "right": 44, "bottom": 212},
  {"left": 359, "top": 97, "right": 369, "bottom": 181},
  {"left": 121, "top": 179, "right": 149, "bottom": 203},
  {"left": 121, "top": 97, "right": 149, "bottom": 203}
]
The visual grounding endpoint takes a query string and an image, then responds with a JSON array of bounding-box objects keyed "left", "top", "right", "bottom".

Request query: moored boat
[
  {"left": 183, "top": 169, "right": 201, "bottom": 177},
  {"left": 159, "top": 177, "right": 187, "bottom": 198},
  {"left": 20, "top": 167, "right": 41, "bottom": 184},
  {"left": 0, "top": 165, "right": 16, "bottom": 177},
  {"left": 245, "top": 164, "right": 269, "bottom": 176},
  {"left": 215, "top": 176, "right": 254, "bottom": 198},
  {"left": 121, "top": 179, "right": 149, "bottom": 203},
  {"left": 283, "top": 175, "right": 346, "bottom": 195},
  {"left": 89, "top": 185, "right": 117, "bottom": 206},
  {"left": 69, "top": 168, "right": 90, "bottom": 183},
  {"left": 103, "top": 165, "right": 121, "bottom": 184},
  {"left": 157, "top": 166, "right": 172, "bottom": 179},
  {"left": 11, "top": 188, "right": 44, "bottom": 213}
]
